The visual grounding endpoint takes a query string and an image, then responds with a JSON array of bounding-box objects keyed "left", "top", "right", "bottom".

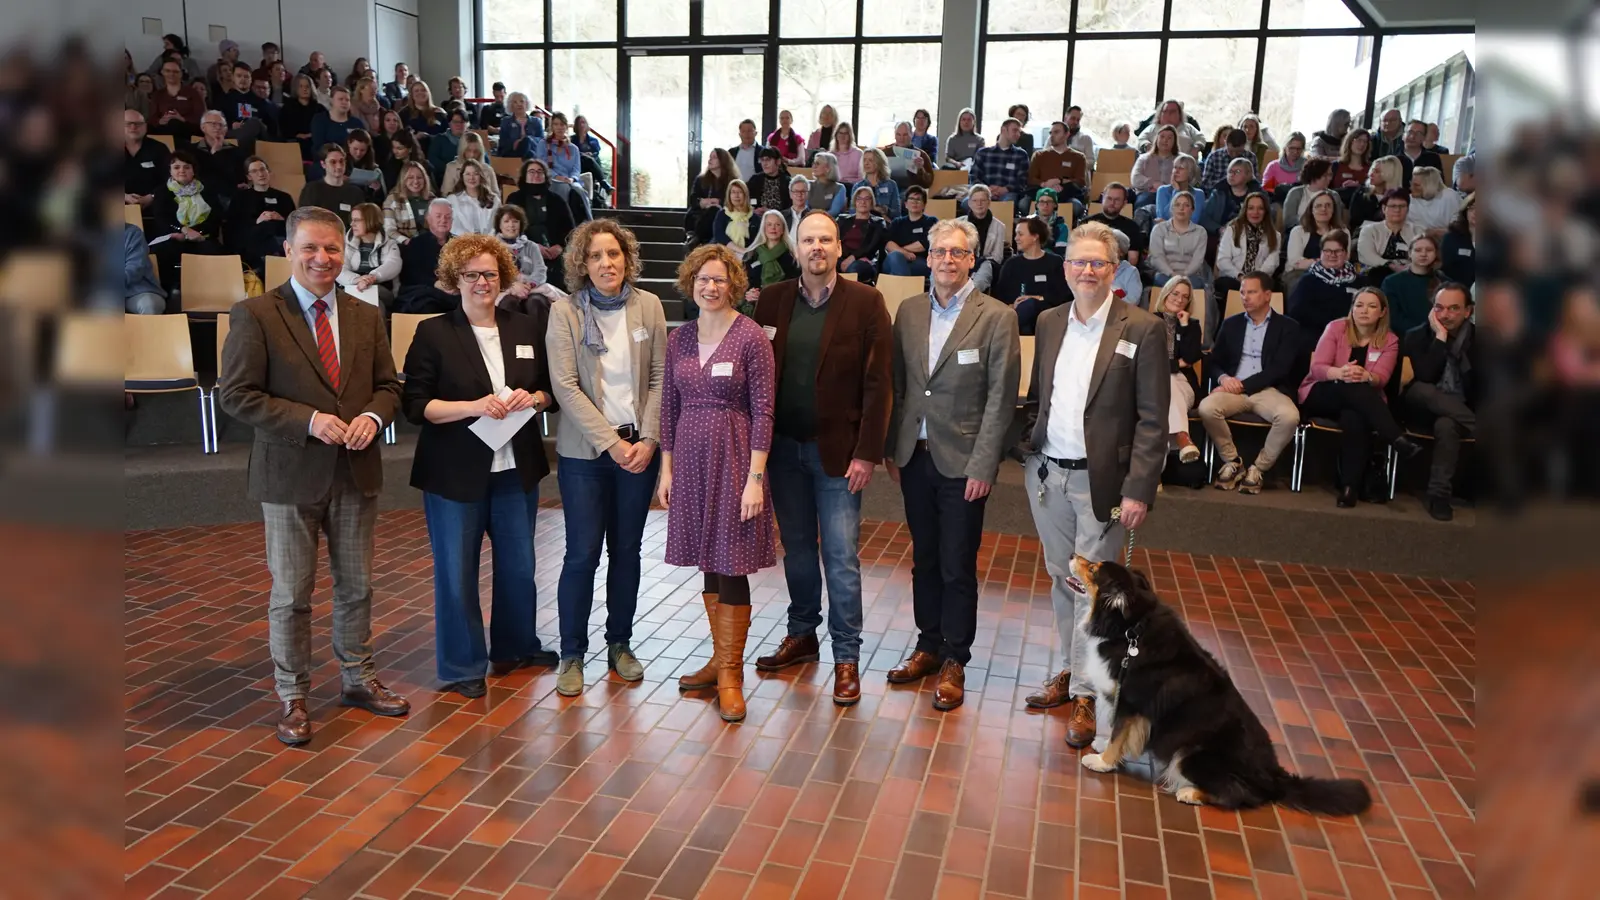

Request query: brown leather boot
[
  {"left": 932, "top": 660, "right": 965, "bottom": 711},
  {"left": 678, "top": 593, "right": 720, "bottom": 691},
  {"left": 1064, "top": 697, "right": 1097, "bottom": 748},
  {"left": 754, "top": 633, "right": 819, "bottom": 671},
  {"left": 1024, "top": 669, "right": 1073, "bottom": 709},
  {"left": 714, "top": 602, "right": 752, "bottom": 722}
]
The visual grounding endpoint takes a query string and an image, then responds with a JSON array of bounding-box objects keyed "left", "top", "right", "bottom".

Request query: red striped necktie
[{"left": 311, "top": 299, "right": 341, "bottom": 392}]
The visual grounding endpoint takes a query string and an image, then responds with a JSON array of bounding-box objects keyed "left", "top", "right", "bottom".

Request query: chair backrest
[
  {"left": 875, "top": 274, "right": 926, "bottom": 322},
  {"left": 1259, "top": 148, "right": 1279, "bottom": 169},
  {"left": 1400, "top": 356, "right": 1414, "bottom": 389},
  {"left": 929, "top": 170, "right": 967, "bottom": 194},
  {"left": 264, "top": 256, "right": 292, "bottom": 292},
  {"left": 840, "top": 271, "right": 859, "bottom": 282},
  {"left": 256, "top": 141, "right": 306, "bottom": 192},
  {"left": 1089, "top": 169, "right": 1130, "bottom": 202},
  {"left": 1085, "top": 202, "right": 1135, "bottom": 220},
  {"left": 1017, "top": 334, "right": 1036, "bottom": 402},
  {"left": 1096, "top": 148, "right": 1136, "bottom": 173},
  {"left": 991, "top": 200, "right": 1015, "bottom": 245},
  {"left": 926, "top": 198, "right": 956, "bottom": 221},
  {"left": 179, "top": 254, "right": 247, "bottom": 312},
  {"left": 490, "top": 156, "right": 523, "bottom": 180},
  {"left": 1439, "top": 154, "right": 1460, "bottom": 181},
  {"left": 55, "top": 314, "right": 123, "bottom": 384},
  {"left": 125, "top": 313, "right": 197, "bottom": 383},
  {"left": 126, "top": 204, "right": 145, "bottom": 231},
  {"left": 151, "top": 134, "right": 175, "bottom": 151},
  {"left": 1223, "top": 290, "right": 1286, "bottom": 320},
  {"left": 787, "top": 166, "right": 813, "bottom": 180},
  {"left": 390, "top": 312, "right": 443, "bottom": 373},
  {"left": 274, "top": 171, "right": 307, "bottom": 203},
  {"left": 216, "top": 309, "right": 231, "bottom": 376},
  {"left": 0, "top": 250, "right": 72, "bottom": 313}
]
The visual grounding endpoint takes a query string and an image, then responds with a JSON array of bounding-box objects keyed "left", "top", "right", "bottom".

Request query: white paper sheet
[
  {"left": 344, "top": 282, "right": 381, "bottom": 306},
  {"left": 468, "top": 387, "right": 535, "bottom": 451}
]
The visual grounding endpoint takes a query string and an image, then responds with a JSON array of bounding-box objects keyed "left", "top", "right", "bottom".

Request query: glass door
[{"left": 626, "top": 49, "right": 766, "bottom": 208}]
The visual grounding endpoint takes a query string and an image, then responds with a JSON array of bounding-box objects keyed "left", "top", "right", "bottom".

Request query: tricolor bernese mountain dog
[{"left": 1069, "top": 555, "right": 1372, "bottom": 816}]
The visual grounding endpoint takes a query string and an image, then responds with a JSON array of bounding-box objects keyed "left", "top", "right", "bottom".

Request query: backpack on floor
[{"left": 1162, "top": 452, "right": 1209, "bottom": 489}]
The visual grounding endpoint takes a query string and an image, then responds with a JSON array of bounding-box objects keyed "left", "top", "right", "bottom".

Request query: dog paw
[
  {"left": 1175, "top": 787, "right": 1206, "bottom": 806},
  {"left": 1081, "top": 753, "right": 1117, "bottom": 773}
]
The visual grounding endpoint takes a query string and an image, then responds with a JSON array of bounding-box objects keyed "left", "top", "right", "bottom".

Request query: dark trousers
[
  {"left": 1403, "top": 382, "right": 1475, "bottom": 497},
  {"left": 555, "top": 451, "right": 660, "bottom": 658},
  {"left": 900, "top": 447, "right": 987, "bottom": 665},
  {"left": 840, "top": 257, "right": 878, "bottom": 285},
  {"left": 1302, "top": 381, "right": 1404, "bottom": 489},
  {"left": 422, "top": 471, "right": 548, "bottom": 682}
]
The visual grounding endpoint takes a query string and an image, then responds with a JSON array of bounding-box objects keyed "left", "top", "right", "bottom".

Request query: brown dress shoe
[
  {"left": 932, "top": 660, "right": 965, "bottom": 711},
  {"left": 1024, "top": 669, "right": 1073, "bottom": 709},
  {"left": 341, "top": 678, "right": 411, "bottom": 717},
  {"left": 1064, "top": 696, "right": 1097, "bottom": 748},
  {"left": 833, "top": 663, "right": 861, "bottom": 706},
  {"left": 679, "top": 593, "right": 720, "bottom": 691},
  {"left": 276, "top": 699, "right": 311, "bottom": 746},
  {"left": 886, "top": 650, "right": 941, "bottom": 684},
  {"left": 754, "top": 633, "right": 819, "bottom": 672}
]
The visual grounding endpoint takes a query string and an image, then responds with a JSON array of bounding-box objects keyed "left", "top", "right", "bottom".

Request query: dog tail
[{"left": 1276, "top": 774, "right": 1372, "bottom": 817}]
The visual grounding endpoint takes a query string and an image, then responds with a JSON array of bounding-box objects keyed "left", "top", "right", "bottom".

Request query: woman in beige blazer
[{"left": 544, "top": 218, "right": 666, "bottom": 698}]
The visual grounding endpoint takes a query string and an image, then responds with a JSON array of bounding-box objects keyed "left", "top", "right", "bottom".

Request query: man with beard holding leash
[{"left": 1017, "top": 220, "right": 1168, "bottom": 749}]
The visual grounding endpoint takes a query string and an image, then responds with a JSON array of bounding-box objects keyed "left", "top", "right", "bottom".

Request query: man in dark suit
[
  {"left": 751, "top": 210, "right": 893, "bottom": 707},
  {"left": 1017, "top": 220, "right": 1170, "bottom": 749},
  {"left": 395, "top": 200, "right": 459, "bottom": 314},
  {"left": 1401, "top": 283, "right": 1475, "bottom": 521},
  {"left": 219, "top": 206, "right": 410, "bottom": 746},
  {"left": 382, "top": 63, "right": 409, "bottom": 105},
  {"left": 1396, "top": 119, "right": 1445, "bottom": 188},
  {"left": 1196, "top": 272, "right": 1304, "bottom": 496},
  {"left": 884, "top": 218, "right": 1021, "bottom": 711}
]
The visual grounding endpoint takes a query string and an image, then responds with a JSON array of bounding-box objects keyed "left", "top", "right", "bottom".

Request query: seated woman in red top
[{"left": 767, "top": 109, "right": 806, "bottom": 166}]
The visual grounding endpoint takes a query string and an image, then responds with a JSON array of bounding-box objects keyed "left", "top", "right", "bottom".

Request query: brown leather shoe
[
  {"left": 341, "top": 678, "right": 411, "bottom": 717},
  {"left": 833, "top": 663, "right": 861, "bottom": 706},
  {"left": 932, "top": 660, "right": 965, "bottom": 711},
  {"left": 1064, "top": 697, "right": 1097, "bottom": 748},
  {"left": 754, "top": 633, "right": 819, "bottom": 672},
  {"left": 276, "top": 699, "right": 311, "bottom": 746},
  {"left": 886, "top": 650, "right": 941, "bottom": 684},
  {"left": 679, "top": 593, "right": 720, "bottom": 691},
  {"left": 1024, "top": 669, "right": 1073, "bottom": 709}
]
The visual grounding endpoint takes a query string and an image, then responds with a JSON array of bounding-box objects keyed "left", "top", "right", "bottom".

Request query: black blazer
[
  {"left": 1205, "top": 311, "right": 1303, "bottom": 396},
  {"left": 1402, "top": 322, "right": 1477, "bottom": 407},
  {"left": 402, "top": 306, "right": 557, "bottom": 502}
]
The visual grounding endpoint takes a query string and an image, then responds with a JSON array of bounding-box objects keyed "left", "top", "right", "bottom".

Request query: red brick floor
[{"left": 126, "top": 508, "right": 1475, "bottom": 899}]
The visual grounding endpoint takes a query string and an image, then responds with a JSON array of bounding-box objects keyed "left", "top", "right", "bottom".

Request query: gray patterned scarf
[{"left": 575, "top": 284, "right": 631, "bottom": 354}]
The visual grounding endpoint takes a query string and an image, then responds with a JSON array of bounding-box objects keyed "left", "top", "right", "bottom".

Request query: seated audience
[
  {"left": 192, "top": 110, "right": 245, "bottom": 200},
  {"left": 1261, "top": 131, "right": 1306, "bottom": 196},
  {"left": 446, "top": 160, "right": 500, "bottom": 235},
  {"left": 1451, "top": 154, "right": 1475, "bottom": 194},
  {"left": 996, "top": 216, "right": 1067, "bottom": 334},
  {"left": 310, "top": 86, "right": 366, "bottom": 153},
  {"left": 227, "top": 155, "right": 294, "bottom": 273},
  {"left": 478, "top": 83, "right": 509, "bottom": 132},
  {"left": 1199, "top": 158, "right": 1261, "bottom": 233},
  {"left": 1109, "top": 122, "right": 1134, "bottom": 150},
  {"left": 497, "top": 92, "right": 545, "bottom": 158},
  {"left": 248, "top": 74, "right": 283, "bottom": 135},
  {"left": 439, "top": 131, "right": 490, "bottom": 196},
  {"left": 1238, "top": 114, "right": 1278, "bottom": 162},
  {"left": 1031, "top": 189, "right": 1069, "bottom": 252},
  {"left": 1200, "top": 129, "right": 1258, "bottom": 192},
  {"left": 345, "top": 129, "right": 387, "bottom": 198},
  {"left": 401, "top": 80, "right": 448, "bottom": 134},
  {"left": 441, "top": 76, "right": 478, "bottom": 126},
  {"left": 1131, "top": 125, "right": 1181, "bottom": 206},
  {"left": 298, "top": 143, "right": 368, "bottom": 227},
  {"left": 1282, "top": 188, "right": 1345, "bottom": 295},
  {"left": 1083, "top": 183, "right": 1144, "bottom": 266},
  {"left": 1149, "top": 191, "right": 1209, "bottom": 295},
  {"left": 1198, "top": 272, "right": 1304, "bottom": 495},
  {"left": 572, "top": 115, "right": 603, "bottom": 163},
  {"left": 807, "top": 152, "right": 848, "bottom": 215},
  {"left": 1110, "top": 231, "right": 1144, "bottom": 303},
  {"left": 1396, "top": 119, "right": 1444, "bottom": 188},
  {"left": 427, "top": 110, "right": 472, "bottom": 188},
  {"left": 1357, "top": 189, "right": 1424, "bottom": 286},
  {"left": 146, "top": 34, "right": 202, "bottom": 82},
  {"left": 1285, "top": 230, "right": 1360, "bottom": 338},
  {"left": 1401, "top": 283, "right": 1476, "bottom": 520},
  {"left": 831, "top": 122, "right": 863, "bottom": 183},
  {"left": 339, "top": 202, "right": 402, "bottom": 309},
  {"left": 731, "top": 118, "right": 763, "bottom": 181},
  {"left": 1423, "top": 123, "right": 1449, "bottom": 156},
  {"left": 1009, "top": 104, "right": 1037, "bottom": 153},
  {"left": 1154, "top": 154, "right": 1204, "bottom": 224},
  {"left": 127, "top": 72, "right": 154, "bottom": 119},
  {"left": 1028, "top": 120, "right": 1090, "bottom": 219},
  {"left": 854, "top": 148, "right": 901, "bottom": 219},
  {"left": 382, "top": 62, "right": 408, "bottom": 104},
  {"left": 1281, "top": 157, "right": 1338, "bottom": 231},
  {"left": 835, "top": 185, "right": 889, "bottom": 285},
  {"left": 1154, "top": 276, "right": 1204, "bottom": 462},
  {"left": 1335, "top": 128, "right": 1373, "bottom": 191},
  {"left": 1137, "top": 99, "right": 1205, "bottom": 155},
  {"left": 944, "top": 107, "right": 985, "bottom": 167},
  {"left": 1439, "top": 193, "right": 1475, "bottom": 287},
  {"left": 911, "top": 108, "right": 938, "bottom": 160},
  {"left": 493, "top": 205, "right": 564, "bottom": 309},
  {"left": 687, "top": 148, "right": 733, "bottom": 245},
  {"left": 1346, "top": 155, "right": 1402, "bottom": 229},
  {"left": 149, "top": 57, "right": 207, "bottom": 138},
  {"left": 219, "top": 63, "right": 271, "bottom": 145},
  {"left": 711, "top": 179, "right": 757, "bottom": 254},
  {"left": 744, "top": 209, "right": 801, "bottom": 302},
  {"left": 884, "top": 185, "right": 936, "bottom": 278},
  {"left": 396, "top": 199, "right": 457, "bottom": 313},
  {"left": 383, "top": 159, "right": 435, "bottom": 242},
  {"left": 784, "top": 174, "right": 813, "bottom": 237},
  {"left": 1060, "top": 105, "right": 1099, "bottom": 163},
  {"left": 541, "top": 113, "right": 592, "bottom": 220},
  {"left": 505, "top": 158, "right": 576, "bottom": 287},
  {"left": 970, "top": 117, "right": 1031, "bottom": 211},
  {"left": 1381, "top": 233, "right": 1441, "bottom": 336},
  {"left": 1406, "top": 166, "right": 1461, "bottom": 234},
  {"left": 122, "top": 223, "right": 167, "bottom": 314},
  {"left": 767, "top": 110, "right": 806, "bottom": 165},
  {"left": 1310, "top": 109, "right": 1351, "bottom": 159},
  {"left": 343, "top": 57, "right": 375, "bottom": 91},
  {"left": 150, "top": 150, "right": 227, "bottom": 289},
  {"left": 350, "top": 78, "right": 385, "bottom": 132},
  {"left": 805, "top": 104, "right": 839, "bottom": 160},
  {"left": 310, "top": 66, "right": 336, "bottom": 109},
  {"left": 1297, "top": 287, "right": 1422, "bottom": 507},
  {"left": 958, "top": 184, "right": 1005, "bottom": 292},
  {"left": 747, "top": 147, "right": 791, "bottom": 214},
  {"left": 280, "top": 75, "right": 324, "bottom": 158},
  {"left": 881, "top": 121, "right": 935, "bottom": 193}
]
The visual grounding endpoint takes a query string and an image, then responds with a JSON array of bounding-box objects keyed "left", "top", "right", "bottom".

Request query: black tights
[{"left": 703, "top": 573, "right": 750, "bottom": 606}]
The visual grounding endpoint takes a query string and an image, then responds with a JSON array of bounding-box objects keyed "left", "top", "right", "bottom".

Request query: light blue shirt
[
  {"left": 1236, "top": 310, "right": 1272, "bottom": 382},
  {"left": 288, "top": 277, "right": 385, "bottom": 434},
  {"left": 920, "top": 278, "right": 976, "bottom": 439}
]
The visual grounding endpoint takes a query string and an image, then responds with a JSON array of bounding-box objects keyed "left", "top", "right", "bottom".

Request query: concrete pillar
[
  {"left": 417, "top": 0, "right": 473, "bottom": 91},
  {"left": 936, "top": 0, "right": 982, "bottom": 152}
]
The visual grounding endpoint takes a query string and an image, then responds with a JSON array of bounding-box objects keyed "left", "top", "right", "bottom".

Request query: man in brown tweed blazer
[{"left": 219, "top": 206, "right": 410, "bottom": 746}]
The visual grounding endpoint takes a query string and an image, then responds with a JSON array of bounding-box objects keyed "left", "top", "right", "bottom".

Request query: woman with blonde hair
[
  {"left": 446, "top": 159, "right": 500, "bottom": 235},
  {"left": 853, "top": 147, "right": 900, "bottom": 219},
  {"left": 807, "top": 152, "right": 848, "bottom": 215},
  {"left": 658, "top": 242, "right": 777, "bottom": 722},
  {"left": 743, "top": 209, "right": 800, "bottom": 303},
  {"left": 546, "top": 218, "right": 666, "bottom": 698},
  {"left": 806, "top": 104, "right": 839, "bottom": 158},
  {"left": 400, "top": 79, "right": 447, "bottom": 134},
  {"left": 440, "top": 131, "right": 491, "bottom": 195},
  {"left": 1406, "top": 166, "right": 1461, "bottom": 234},
  {"left": 831, "top": 122, "right": 863, "bottom": 183},
  {"left": 1296, "top": 286, "right": 1423, "bottom": 507},
  {"left": 1154, "top": 153, "right": 1204, "bottom": 224},
  {"left": 711, "top": 179, "right": 756, "bottom": 254},
  {"left": 351, "top": 77, "right": 384, "bottom": 130},
  {"left": 383, "top": 159, "right": 436, "bottom": 241},
  {"left": 1154, "top": 277, "right": 1204, "bottom": 463},
  {"left": 1236, "top": 113, "right": 1278, "bottom": 162},
  {"left": 1349, "top": 155, "right": 1403, "bottom": 227}
]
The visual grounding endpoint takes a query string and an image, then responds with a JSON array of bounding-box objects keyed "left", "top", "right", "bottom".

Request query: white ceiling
[{"left": 1349, "top": 0, "right": 1474, "bottom": 28}]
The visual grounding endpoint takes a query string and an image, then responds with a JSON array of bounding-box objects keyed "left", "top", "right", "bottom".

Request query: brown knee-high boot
[
  {"left": 678, "top": 593, "right": 720, "bottom": 691},
  {"left": 714, "top": 602, "right": 752, "bottom": 722}
]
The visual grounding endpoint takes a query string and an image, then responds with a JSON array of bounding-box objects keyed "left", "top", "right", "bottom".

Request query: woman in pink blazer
[{"left": 1297, "top": 286, "right": 1423, "bottom": 507}]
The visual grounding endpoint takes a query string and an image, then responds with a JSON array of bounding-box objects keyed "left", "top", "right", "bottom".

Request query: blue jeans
[
  {"left": 555, "top": 451, "right": 660, "bottom": 659},
  {"left": 882, "top": 254, "right": 929, "bottom": 278},
  {"left": 423, "top": 472, "right": 547, "bottom": 683},
  {"left": 840, "top": 257, "right": 878, "bottom": 286},
  {"left": 768, "top": 434, "right": 864, "bottom": 663}
]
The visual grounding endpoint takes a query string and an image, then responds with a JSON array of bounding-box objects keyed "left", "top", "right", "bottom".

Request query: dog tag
[{"left": 1127, "top": 644, "right": 1140, "bottom": 657}]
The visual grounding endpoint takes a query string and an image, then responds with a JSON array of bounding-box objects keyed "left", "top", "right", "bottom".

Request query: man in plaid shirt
[
  {"left": 969, "top": 118, "right": 1033, "bottom": 212},
  {"left": 1199, "top": 128, "right": 1258, "bottom": 192}
]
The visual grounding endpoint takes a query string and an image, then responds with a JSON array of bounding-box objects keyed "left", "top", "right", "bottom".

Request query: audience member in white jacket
[
  {"left": 338, "top": 203, "right": 402, "bottom": 309},
  {"left": 1405, "top": 166, "right": 1461, "bottom": 234},
  {"left": 494, "top": 205, "right": 569, "bottom": 307},
  {"left": 447, "top": 160, "right": 501, "bottom": 236}
]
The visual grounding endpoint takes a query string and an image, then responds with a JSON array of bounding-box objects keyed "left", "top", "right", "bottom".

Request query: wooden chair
[
  {"left": 875, "top": 274, "right": 926, "bottom": 322},
  {"left": 264, "top": 256, "right": 292, "bottom": 292},
  {"left": 992, "top": 200, "right": 1015, "bottom": 246},
  {"left": 1095, "top": 148, "right": 1136, "bottom": 173},
  {"left": 926, "top": 198, "right": 957, "bottom": 221},
  {"left": 1438, "top": 154, "right": 1460, "bottom": 181},
  {"left": 490, "top": 156, "right": 524, "bottom": 180},
  {"left": 207, "top": 313, "right": 232, "bottom": 450},
  {"left": 0, "top": 250, "right": 72, "bottom": 313},
  {"left": 151, "top": 134, "right": 175, "bottom": 151},
  {"left": 179, "top": 254, "right": 247, "bottom": 313},
  {"left": 788, "top": 166, "right": 813, "bottom": 180},
  {"left": 126, "top": 313, "right": 211, "bottom": 451},
  {"left": 275, "top": 171, "right": 307, "bottom": 203},
  {"left": 1258, "top": 148, "right": 1279, "bottom": 169},
  {"left": 1017, "top": 334, "right": 1036, "bottom": 404},
  {"left": 1090, "top": 169, "right": 1130, "bottom": 202},
  {"left": 126, "top": 204, "right": 145, "bottom": 231},
  {"left": 929, "top": 170, "right": 968, "bottom": 195},
  {"left": 386, "top": 312, "right": 443, "bottom": 443},
  {"left": 256, "top": 142, "right": 306, "bottom": 192},
  {"left": 1223, "top": 290, "right": 1285, "bottom": 319}
]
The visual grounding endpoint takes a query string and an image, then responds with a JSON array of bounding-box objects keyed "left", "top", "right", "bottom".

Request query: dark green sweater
[{"left": 774, "top": 300, "right": 828, "bottom": 440}]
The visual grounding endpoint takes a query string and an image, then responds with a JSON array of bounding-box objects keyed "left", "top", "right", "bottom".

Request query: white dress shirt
[
  {"left": 470, "top": 324, "right": 517, "bottom": 472},
  {"left": 1041, "top": 295, "right": 1112, "bottom": 459},
  {"left": 920, "top": 279, "right": 976, "bottom": 439},
  {"left": 288, "top": 277, "right": 385, "bottom": 435}
]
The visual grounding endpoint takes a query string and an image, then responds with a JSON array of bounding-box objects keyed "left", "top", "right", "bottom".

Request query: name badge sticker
[
  {"left": 1115, "top": 339, "right": 1137, "bottom": 359},
  {"left": 264, "top": 196, "right": 278, "bottom": 204},
  {"left": 762, "top": 325, "right": 777, "bottom": 340},
  {"left": 1005, "top": 162, "right": 1016, "bottom": 170},
  {"left": 1458, "top": 248, "right": 1472, "bottom": 257},
  {"left": 516, "top": 344, "right": 535, "bottom": 359},
  {"left": 141, "top": 160, "right": 155, "bottom": 168},
  {"left": 339, "top": 203, "right": 352, "bottom": 212},
  {"left": 632, "top": 327, "right": 649, "bottom": 343},
  {"left": 957, "top": 348, "right": 980, "bottom": 365},
  {"left": 1034, "top": 273, "right": 1047, "bottom": 282},
  {"left": 711, "top": 362, "right": 734, "bottom": 377}
]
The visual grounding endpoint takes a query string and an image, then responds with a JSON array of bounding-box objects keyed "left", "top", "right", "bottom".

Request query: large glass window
[
  {"left": 702, "top": 55, "right": 766, "bottom": 154},
  {"left": 780, "top": 0, "right": 856, "bottom": 39},
  {"left": 1171, "top": 2, "right": 1264, "bottom": 32},
  {"left": 1259, "top": 35, "right": 1366, "bottom": 139},
  {"left": 551, "top": 0, "right": 617, "bottom": 42},
  {"left": 482, "top": 50, "right": 545, "bottom": 105},
  {"left": 551, "top": 49, "right": 617, "bottom": 138},
  {"left": 981, "top": 41, "right": 1066, "bottom": 138},
  {"left": 1071, "top": 39, "right": 1161, "bottom": 139},
  {"left": 1076, "top": 0, "right": 1164, "bottom": 33},
  {"left": 857, "top": 43, "right": 941, "bottom": 147},
  {"left": 482, "top": 0, "right": 544, "bottom": 44},
  {"left": 777, "top": 45, "right": 856, "bottom": 142},
  {"left": 984, "top": 0, "right": 1070, "bottom": 35},
  {"left": 862, "top": 0, "right": 942, "bottom": 37},
  {"left": 627, "top": 0, "right": 688, "bottom": 38},
  {"left": 1164, "top": 38, "right": 1259, "bottom": 140},
  {"left": 1269, "top": 0, "right": 1361, "bottom": 30},
  {"left": 703, "top": 0, "right": 768, "bottom": 35},
  {"left": 629, "top": 55, "right": 689, "bottom": 208}
]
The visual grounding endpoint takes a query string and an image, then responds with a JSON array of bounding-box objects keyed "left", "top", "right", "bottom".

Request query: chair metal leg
[
  {"left": 207, "top": 389, "right": 220, "bottom": 453},
  {"left": 197, "top": 387, "right": 214, "bottom": 454},
  {"left": 1387, "top": 444, "right": 1398, "bottom": 500}
]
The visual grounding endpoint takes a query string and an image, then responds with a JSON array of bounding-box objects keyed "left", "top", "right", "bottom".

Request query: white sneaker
[
  {"left": 1239, "top": 465, "right": 1265, "bottom": 495},
  {"left": 1178, "top": 443, "right": 1201, "bottom": 464}
]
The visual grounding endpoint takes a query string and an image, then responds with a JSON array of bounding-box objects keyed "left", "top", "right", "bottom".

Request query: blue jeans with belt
[
  {"left": 767, "top": 434, "right": 863, "bottom": 663},
  {"left": 423, "top": 471, "right": 547, "bottom": 683},
  {"left": 555, "top": 450, "right": 660, "bottom": 659}
]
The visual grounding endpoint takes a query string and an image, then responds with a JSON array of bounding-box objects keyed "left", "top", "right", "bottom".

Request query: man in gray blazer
[
  {"left": 1017, "top": 221, "right": 1169, "bottom": 750},
  {"left": 220, "top": 206, "right": 410, "bottom": 746},
  {"left": 884, "top": 219, "right": 1020, "bottom": 711}
]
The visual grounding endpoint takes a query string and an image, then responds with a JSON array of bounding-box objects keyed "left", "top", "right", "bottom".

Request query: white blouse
[
  {"left": 469, "top": 324, "right": 517, "bottom": 472},
  {"left": 448, "top": 191, "right": 500, "bottom": 236}
]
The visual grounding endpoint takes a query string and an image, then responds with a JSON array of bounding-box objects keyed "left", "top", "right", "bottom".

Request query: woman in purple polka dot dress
[{"left": 657, "top": 243, "right": 777, "bottom": 723}]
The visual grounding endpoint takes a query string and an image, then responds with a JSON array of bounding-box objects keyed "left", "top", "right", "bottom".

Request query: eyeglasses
[
  {"left": 693, "top": 275, "right": 730, "bottom": 288},
  {"left": 460, "top": 271, "right": 501, "bottom": 283},
  {"left": 928, "top": 248, "right": 972, "bottom": 260},
  {"left": 1066, "top": 259, "right": 1114, "bottom": 272}
]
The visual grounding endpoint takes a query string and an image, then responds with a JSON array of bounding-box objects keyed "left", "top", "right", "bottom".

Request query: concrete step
[
  {"left": 597, "top": 208, "right": 684, "bottom": 229},
  {"left": 630, "top": 224, "right": 684, "bottom": 244},
  {"left": 637, "top": 241, "right": 690, "bottom": 264},
  {"left": 642, "top": 258, "right": 680, "bottom": 280}
]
